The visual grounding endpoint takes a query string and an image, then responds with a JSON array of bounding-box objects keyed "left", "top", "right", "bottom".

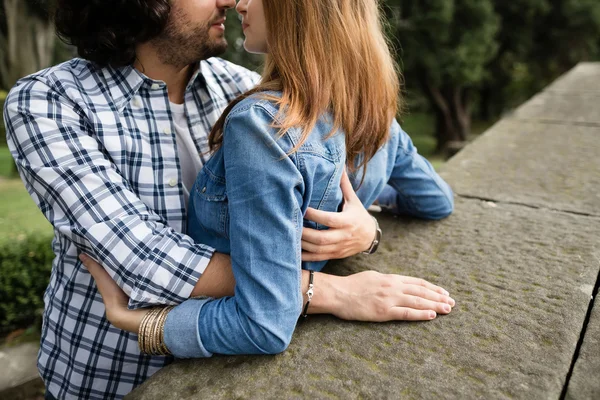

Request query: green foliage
[
  {"left": 0, "top": 234, "right": 54, "bottom": 334},
  {"left": 480, "top": 0, "right": 600, "bottom": 118},
  {"left": 0, "top": 177, "right": 53, "bottom": 238},
  {"left": 387, "top": 0, "right": 500, "bottom": 88},
  {"left": 0, "top": 90, "right": 6, "bottom": 147},
  {"left": 223, "top": 9, "right": 264, "bottom": 73},
  {"left": 0, "top": 146, "right": 13, "bottom": 177},
  {"left": 0, "top": 177, "right": 53, "bottom": 333}
]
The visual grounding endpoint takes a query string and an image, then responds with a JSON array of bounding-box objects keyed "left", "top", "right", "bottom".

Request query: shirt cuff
[
  {"left": 164, "top": 298, "right": 213, "bottom": 358},
  {"left": 127, "top": 244, "right": 215, "bottom": 309}
]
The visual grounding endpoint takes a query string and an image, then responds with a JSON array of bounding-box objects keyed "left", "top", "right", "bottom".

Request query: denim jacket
[{"left": 163, "top": 93, "right": 454, "bottom": 358}]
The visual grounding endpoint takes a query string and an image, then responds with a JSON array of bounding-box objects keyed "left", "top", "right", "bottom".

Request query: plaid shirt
[{"left": 4, "top": 58, "right": 259, "bottom": 399}]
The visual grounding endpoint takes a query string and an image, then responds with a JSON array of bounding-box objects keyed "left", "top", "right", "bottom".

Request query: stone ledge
[
  {"left": 544, "top": 63, "right": 600, "bottom": 94},
  {"left": 0, "top": 342, "right": 43, "bottom": 399},
  {"left": 128, "top": 62, "right": 600, "bottom": 400},
  {"left": 127, "top": 197, "right": 600, "bottom": 400},
  {"left": 440, "top": 119, "right": 600, "bottom": 216},
  {"left": 567, "top": 295, "right": 600, "bottom": 400}
]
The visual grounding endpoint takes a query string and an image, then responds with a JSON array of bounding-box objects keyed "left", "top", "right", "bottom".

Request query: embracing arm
[
  {"left": 4, "top": 78, "right": 220, "bottom": 307},
  {"left": 80, "top": 108, "right": 455, "bottom": 355},
  {"left": 166, "top": 105, "right": 305, "bottom": 356}
]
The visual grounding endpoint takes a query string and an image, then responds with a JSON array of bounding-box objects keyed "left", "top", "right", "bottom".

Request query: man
[{"left": 4, "top": 0, "right": 384, "bottom": 398}]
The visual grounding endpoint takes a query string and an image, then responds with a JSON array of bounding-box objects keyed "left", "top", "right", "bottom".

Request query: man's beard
[{"left": 152, "top": 8, "right": 228, "bottom": 67}]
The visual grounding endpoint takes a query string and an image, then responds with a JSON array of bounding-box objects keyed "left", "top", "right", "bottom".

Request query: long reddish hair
[{"left": 209, "top": 0, "right": 401, "bottom": 173}]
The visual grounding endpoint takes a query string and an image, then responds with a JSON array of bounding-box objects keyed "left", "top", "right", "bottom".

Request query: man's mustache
[{"left": 210, "top": 12, "right": 227, "bottom": 25}]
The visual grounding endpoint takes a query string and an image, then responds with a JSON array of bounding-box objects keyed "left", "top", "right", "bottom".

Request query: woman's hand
[
  {"left": 79, "top": 254, "right": 149, "bottom": 333},
  {"left": 302, "top": 169, "right": 375, "bottom": 261},
  {"left": 310, "top": 271, "right": 455, "bottom": 321}
]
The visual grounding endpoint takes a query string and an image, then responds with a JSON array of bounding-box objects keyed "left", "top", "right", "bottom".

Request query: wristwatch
[{"left": 362, "top": 216, "right": 382, "bottom": 254}]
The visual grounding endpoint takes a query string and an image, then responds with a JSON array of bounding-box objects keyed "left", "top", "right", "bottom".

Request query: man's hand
[{"left": 302, "top": 169, "right": 376, "bottom": 261}]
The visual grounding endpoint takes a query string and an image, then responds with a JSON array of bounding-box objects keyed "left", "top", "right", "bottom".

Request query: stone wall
[{"left": 128, "top": 63, "right": 600, "bottom": 400}]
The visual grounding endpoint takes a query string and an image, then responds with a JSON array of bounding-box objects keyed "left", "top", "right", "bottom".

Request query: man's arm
[{"left": 5, "top": 78, "right": 214, "bottom": 308}]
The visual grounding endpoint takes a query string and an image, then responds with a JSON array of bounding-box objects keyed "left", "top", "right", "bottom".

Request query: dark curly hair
[{"left": 55, "top": 0, "right": 171, "bottom": 67}]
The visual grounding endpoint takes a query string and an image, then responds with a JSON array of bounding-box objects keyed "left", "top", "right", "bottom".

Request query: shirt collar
[{"left": 101, "top": 62, "right": 207, "bottom": 112}]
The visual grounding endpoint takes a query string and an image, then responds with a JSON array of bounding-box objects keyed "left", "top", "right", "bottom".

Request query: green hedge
[
  {"left": 0, "top": 234, "right": 54, "bottom": 334},
  {"left": 1, "top": 90, "right": 7, "bottom": 146}
]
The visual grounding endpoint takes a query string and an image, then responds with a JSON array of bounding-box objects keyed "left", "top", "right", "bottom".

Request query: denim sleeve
[
  {"left": 378, "top": 120, "right": 454, "bottom": 220},
  {"left": 163, "top": 104, "right": 304, "bottom": 357}
]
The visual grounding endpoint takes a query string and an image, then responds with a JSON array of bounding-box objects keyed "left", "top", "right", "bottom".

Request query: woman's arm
[
  {"left": 380, "top": 120, "right": 454, "bottom": 219},
  {"left": 82, "top": 254, "right": 454, "bottom": 330},
  {"left": 182, "top": 105, "right": 306, "bottom": 356},
  {"left": 80, "top": 111, "right": 455, "bottom": 356},
  {"left": 300, "top": 120, "right": 453, "bottom": 260}
]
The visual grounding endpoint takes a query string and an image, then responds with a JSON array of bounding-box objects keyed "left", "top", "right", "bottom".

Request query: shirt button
[
  {"left": 132, "top": 97, "right": 142, "bottom": 108},
  {"left": 168, "top": 178, "right": 177, "bottom": 187},
  {"left": 163, "top": 127, "right": 172, "bottom": 135},
  {"left": 151, "top": 83, "right": 161, "bottom": 90}
]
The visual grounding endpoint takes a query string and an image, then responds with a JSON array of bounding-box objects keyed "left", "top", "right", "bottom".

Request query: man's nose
[{"left": 218, "top": 0, "right": 236, "bottom": 10}]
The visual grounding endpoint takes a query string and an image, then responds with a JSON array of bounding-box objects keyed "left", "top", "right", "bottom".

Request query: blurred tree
[
  {"left": 531, "top": 0, "right": 600, "bottom": 78},
  {"left": 0, "top": 0, "right": 56, "bottom": 90},
  {"left": 479, "top": 0, "right": 600, "bottom": 120},
  {"left": 385, "top": 0, "right": 500, "bottom": 153},
  {"left": 223, "top": 9, "right": 264, "bottom": 74},
  {"left": 479, "top": 0, "right": 551, "bottom": 120}
]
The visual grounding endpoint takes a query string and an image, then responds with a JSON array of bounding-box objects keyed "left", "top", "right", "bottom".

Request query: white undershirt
[{"left": 170, "top": 102, "right": 203, "bottom": 207}]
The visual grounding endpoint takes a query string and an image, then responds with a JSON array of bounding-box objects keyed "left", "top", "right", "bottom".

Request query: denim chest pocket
[{"left": 191, "top": 168, "right": 230, "bottom": 239}]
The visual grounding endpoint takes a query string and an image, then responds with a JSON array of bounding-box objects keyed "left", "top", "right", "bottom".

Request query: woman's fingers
[
  {"left": 301, "top": 239, "right": 348, "bottom": 256},
  {"left": 398, "top": 275, "right": 450, "bottom": 296},
  {"left": 398, "top": 294, "right": 453, "bottom": 314},
  {"left": 400, "top": 283, "right": 455, "bottom": 307},
  {"left": 301, "top": 226, "right": 348, "bottom": 246},
  {"left": 387, "top": 307, "right": 437, "bottom": 321},
  {"left": 79, "top": 254, "right": 129, "bottom": 308}
]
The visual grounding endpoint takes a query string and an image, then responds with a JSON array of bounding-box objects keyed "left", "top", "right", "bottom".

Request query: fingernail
[
  {"left": 443, "top": 304, "right": 451, "bottom": 313},
  {"left": 443, "top": 290, "right": 450, "bottom": 296},
  {"left": 429, "top": 311, "right": 437, "bottom": 319},
  {"left": 448, "top": 298, "right": 455, "bottom": 307}
]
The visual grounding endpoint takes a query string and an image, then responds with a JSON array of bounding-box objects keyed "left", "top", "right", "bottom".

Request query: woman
[{"left": 84, "top": 0, "right": 455, "bottom": 357}]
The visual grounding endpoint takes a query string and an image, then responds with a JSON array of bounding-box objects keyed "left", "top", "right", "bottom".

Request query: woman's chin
[{"left": 243, "top": 41, "right": 267, "bottom": 55}]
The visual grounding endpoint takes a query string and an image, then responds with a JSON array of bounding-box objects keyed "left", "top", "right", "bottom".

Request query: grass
[
  {"left": 0, "top": 178, "right": 52, "bottom": 243},
  {"left": 0, "top": 147, "right": 52, "bottom": 242},
  {"left": 399, "top": 112, "right": 442, "bottom": 169},
  {"left": 0, "top": 144, "right": 14, "bottom": 177},
  {"left": 400, "top": 112, "right": 494, "bottom": 171}
]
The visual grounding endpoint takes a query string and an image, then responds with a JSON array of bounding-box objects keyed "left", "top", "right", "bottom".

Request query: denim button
[{"left": 202, "top": 187, "right": 206, "bottom": 193}]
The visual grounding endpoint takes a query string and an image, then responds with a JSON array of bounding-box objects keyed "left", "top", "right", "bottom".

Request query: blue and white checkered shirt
[{"left": 4, "top": 57, "right": 260, "bottom": 399}]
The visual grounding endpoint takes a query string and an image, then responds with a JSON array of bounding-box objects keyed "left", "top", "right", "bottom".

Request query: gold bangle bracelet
[{"left": 137, "top": 306, "right": 173, "bottom": 356}]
